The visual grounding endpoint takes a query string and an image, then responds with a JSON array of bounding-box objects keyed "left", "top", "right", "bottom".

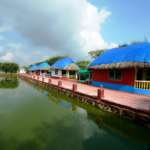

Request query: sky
[{"left": 0, "top": 0, "right": 150, "bottom": 66}]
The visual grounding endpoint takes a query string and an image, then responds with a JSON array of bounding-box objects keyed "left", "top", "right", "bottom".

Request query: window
[
  {"left": 136, "top": 69, "right": 143, "bottom": 80},
  {"left": 146, "top": 69, "right": 150, "bottom": 80},
  {"left": 69, "top": 71, "right": 76, "bottom": 79},
  {"left": 55, "top": 69, "right": 58, "bottom": 75},
  {"left": 109, "top": 69, "right": 122, "bottom": 80},
  {"left": 69, "top": 71, "right": 76, "bottom": 76},
  {"left": 136, "top": 68, "right": 150, "bottom": 81},
  {"left": 62, "top": 70, "right": 66, "bottom": 76}
]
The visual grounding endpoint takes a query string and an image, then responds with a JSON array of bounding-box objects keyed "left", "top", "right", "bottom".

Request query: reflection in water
[
  {"left": 0, "top": 76, "right": 18, "bottom": 89},
  {"left": 0, "top": 79, "right": 149, "bottom": 150}
]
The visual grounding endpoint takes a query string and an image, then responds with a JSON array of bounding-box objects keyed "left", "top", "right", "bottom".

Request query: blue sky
[
  {"left": 90, "top": 0, "right": 150, "bottom": 44},
  {"left": 0, "top": 0, "right": 149, "bottom": 65}
]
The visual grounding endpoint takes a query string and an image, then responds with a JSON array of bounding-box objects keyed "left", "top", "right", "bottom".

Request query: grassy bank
[{"left": 0, "top": 73, "right": 17, "bottom": 77}]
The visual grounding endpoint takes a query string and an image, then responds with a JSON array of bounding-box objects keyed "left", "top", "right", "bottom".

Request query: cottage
[
  {"left": 28, "top": 64, "right": 38, "bottom": 74},
  {"left": 78, "top": 69, "right": 90, "bottom": 83},
  {"left": 28, "top": 62, "right": 50, "bottom": 76},
  {"left": 89, "top": 43, "right": 150, "bottom": 95},
  {"left": 19, "top": 68, "right": 26, "bottom": 74},
  {"left": 51, "top": 57, "right": 79, "bottom": 79},
  {"left": 37, "top": 62, "right": 51, "bottom": 76}
]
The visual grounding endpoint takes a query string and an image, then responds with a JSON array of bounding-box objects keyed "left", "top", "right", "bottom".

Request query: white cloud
[
  {"left": 0, "top": 52, "right": 14, "bottom": 61},
  {"left": 0, "top": 42, "right": 55, "bottom": 65},
  {"left": 0, "top": 0, "right": 114, "bottom": 63},
  {"left": 79, "top": 5, "right": 111, "bottom": 56},
  {"left": 108, "top": 43, "right": 118, "bottom": 49}
]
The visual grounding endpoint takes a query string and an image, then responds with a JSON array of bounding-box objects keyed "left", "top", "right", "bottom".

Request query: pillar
[
  {"left": 72, "top": 84, "right": 77, "bottom": 92},
  {"left": 66, "top": 70, "right": 70, "bottom": 78},
  {"left": 49, "top": 79, "right": 52, "bottom": 84},
  {"left": 75, "top": 71, "right": 78, "bottom": 80},
  {"left": 58, "top": 80, "right": 62, "bottom": 87},
  {"left": 97, "top": 87, "right": 104, "bottom": 100}
]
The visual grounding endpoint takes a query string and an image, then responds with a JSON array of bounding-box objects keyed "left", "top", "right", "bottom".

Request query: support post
[
  {"left": 49, "top": 79, "right": 52, "bottom": 84},
  {"left": 58, "top": 80, "right": 62, "bottom": 87},
  {"left": 66, "top": 71, "right": 70, "bottom": 78},
  {"left": 72, "top": 84, "right": 77, "bottom": 93},
  {"left": 97, "top": 87, "right": 104, "bottom": 100},
  {"left": 75, "top": 72, "right": 78, "bottom": 80}
]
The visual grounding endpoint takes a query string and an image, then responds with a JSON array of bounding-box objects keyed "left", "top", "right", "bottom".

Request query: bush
[
  {"left": 0, "top": 62, "right": 19, "bottom": 73},
  {"left": 76, "top": 60, "right": 90, "bottom": 69}
]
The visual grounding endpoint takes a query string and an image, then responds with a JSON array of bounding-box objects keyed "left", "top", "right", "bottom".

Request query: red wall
[{"left": 91, "top": 68, "right": 135, "bottom": 86}]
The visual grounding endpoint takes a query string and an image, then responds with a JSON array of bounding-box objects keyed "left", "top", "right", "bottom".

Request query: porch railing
[
  {"left": 134, "top": 80, "right": 150, "bottom": 90},
  {"left": 69, "top": 75, "right": 76, "bottom": 79}
]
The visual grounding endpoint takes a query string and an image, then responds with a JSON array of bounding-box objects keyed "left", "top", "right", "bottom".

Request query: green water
[{"left": 0, "top": 77, "right": 149, "bottom": 150}]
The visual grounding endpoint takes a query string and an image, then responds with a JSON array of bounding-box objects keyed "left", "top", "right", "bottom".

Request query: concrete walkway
[{"left": 22, "top": 74, "right": 150, "bottom": 112}]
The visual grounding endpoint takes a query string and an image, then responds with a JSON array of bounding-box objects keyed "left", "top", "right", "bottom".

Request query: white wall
[
  {"left": 19, "top": 69, "right": 26, "bottom": 74},
  {"left": 51, "top": 69, "right": 78, "bottom": 79},
  {"left": 51, "top": 69, "right": 62, "bottom": 77}
]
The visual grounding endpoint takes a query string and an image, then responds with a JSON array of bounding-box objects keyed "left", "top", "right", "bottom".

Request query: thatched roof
[
  {"left": 90, "top": 62, "right": 150, "bottom": 69},
  {"left": 89, "top": 42, "right": 150, "bottom": 69},
  {"left": 51, "top": 57, "right": 75, "bottom": 69},
  {"left": 64, "top": 63, "right": 79, "bottom": 70}
]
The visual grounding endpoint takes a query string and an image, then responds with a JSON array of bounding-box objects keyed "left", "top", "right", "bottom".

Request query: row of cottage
[
  {"left": 28, "top": 57, "right": 84, "bottom": 80},
  {"left": 28, "top": 42, "right": 150, "bottom": 95}
]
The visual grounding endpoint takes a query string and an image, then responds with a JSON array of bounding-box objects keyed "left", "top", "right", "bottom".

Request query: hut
[
  {"left": 19, "top": 68, "right": 26, "bottom": 74},
  {"left": 89, "top": 42, "right": 150, "bottom": 95},
  {"left": 28, "top": 64, "right": 38, "bottom": 75},
  {"left": 37, "top": 62, "right": 51, "bottom": 76},
  {"left": 78, "top": 69, "right": 90, "bottom": 83},
  {"left": 28, "top": 62, "right": 50, "bottom": 76},
  {"left": 51, "top": 57, "right": 79, "bottom": 79}
]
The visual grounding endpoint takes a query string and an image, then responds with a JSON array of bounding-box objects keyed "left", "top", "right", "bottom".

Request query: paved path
[{"left": 22, "top": 74, "right": 150, "bottom": 112}]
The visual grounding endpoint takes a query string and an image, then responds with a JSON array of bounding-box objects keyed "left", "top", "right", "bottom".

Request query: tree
[
  {"left": 47, "top": 56, "right": 66, "bottom": 65},
  {"left": 76, "top": 60, "right": 90, "bottom": 69},
  {"left": 118, "top": 44, "right": 128, "bottom": 48},
  {"left": 0, "top": 62, "right": 19, "bottom": 73},
  {"left": 88, "top": 49, "right": 105, "bottom": 59},
  {"left": 23, "top": 66, "right": 29, "bottom": 72}
]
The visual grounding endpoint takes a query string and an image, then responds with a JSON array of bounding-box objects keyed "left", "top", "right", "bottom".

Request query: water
[{"left": 0, "top": 77, "right": 149, "bottom": 150}]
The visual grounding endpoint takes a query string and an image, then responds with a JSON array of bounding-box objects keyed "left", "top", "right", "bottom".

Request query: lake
[{"left": 0, "top": 77, "right": 149, "bottom": 150}]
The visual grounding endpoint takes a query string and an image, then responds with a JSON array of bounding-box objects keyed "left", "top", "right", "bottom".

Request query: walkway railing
[
  {"left": 134, "top": 80, "right": 150, "bottom": 90},
  {"left": 69, "top": 75, "right": 76, "bottom": 79}
]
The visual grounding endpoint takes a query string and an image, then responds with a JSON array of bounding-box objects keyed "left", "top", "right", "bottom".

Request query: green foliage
[
  {"left": 0, "top": 77, "right": 19, "bottom": 89},
  {"left": 21, "top": 66, "right": 29, "bottom": 71},
  {"left": 0, "top": 62, "right": 19, "bottom": 73},
  {"left": 88, "top": 49, "right": 105, "bottom": 58},
  {"left": 118, "top": 44, "right": 128, "bottom": 48},
  {"left": 119, "top": 39, "right": 148, "bottom": 48},
  {"left": 76, "top": 60, "right": 90, "bottom": 69},
  {"left": 47, "top": 56, "right": 66, "bottom": 65}
]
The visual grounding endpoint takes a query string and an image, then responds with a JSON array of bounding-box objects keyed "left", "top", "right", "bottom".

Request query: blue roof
[
  {"left": 29, "top": 64, "right": 38, "bottom": 71},
  {"left": 37, "top": 62, "right": 50, "bottom": 70},
  {"left": 29, "top": 62, "right": 50, "bottom": 71},
  {"left": 89, "top": 42, "right": 150, "bottom": 67},
  {"left": 51, "top": 57, "right": 75, "bottom": 69}
]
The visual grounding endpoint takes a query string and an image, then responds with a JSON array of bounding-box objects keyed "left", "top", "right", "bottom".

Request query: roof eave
[{"left": 89, "top": 62, "right": 150, "bottom": 69}]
